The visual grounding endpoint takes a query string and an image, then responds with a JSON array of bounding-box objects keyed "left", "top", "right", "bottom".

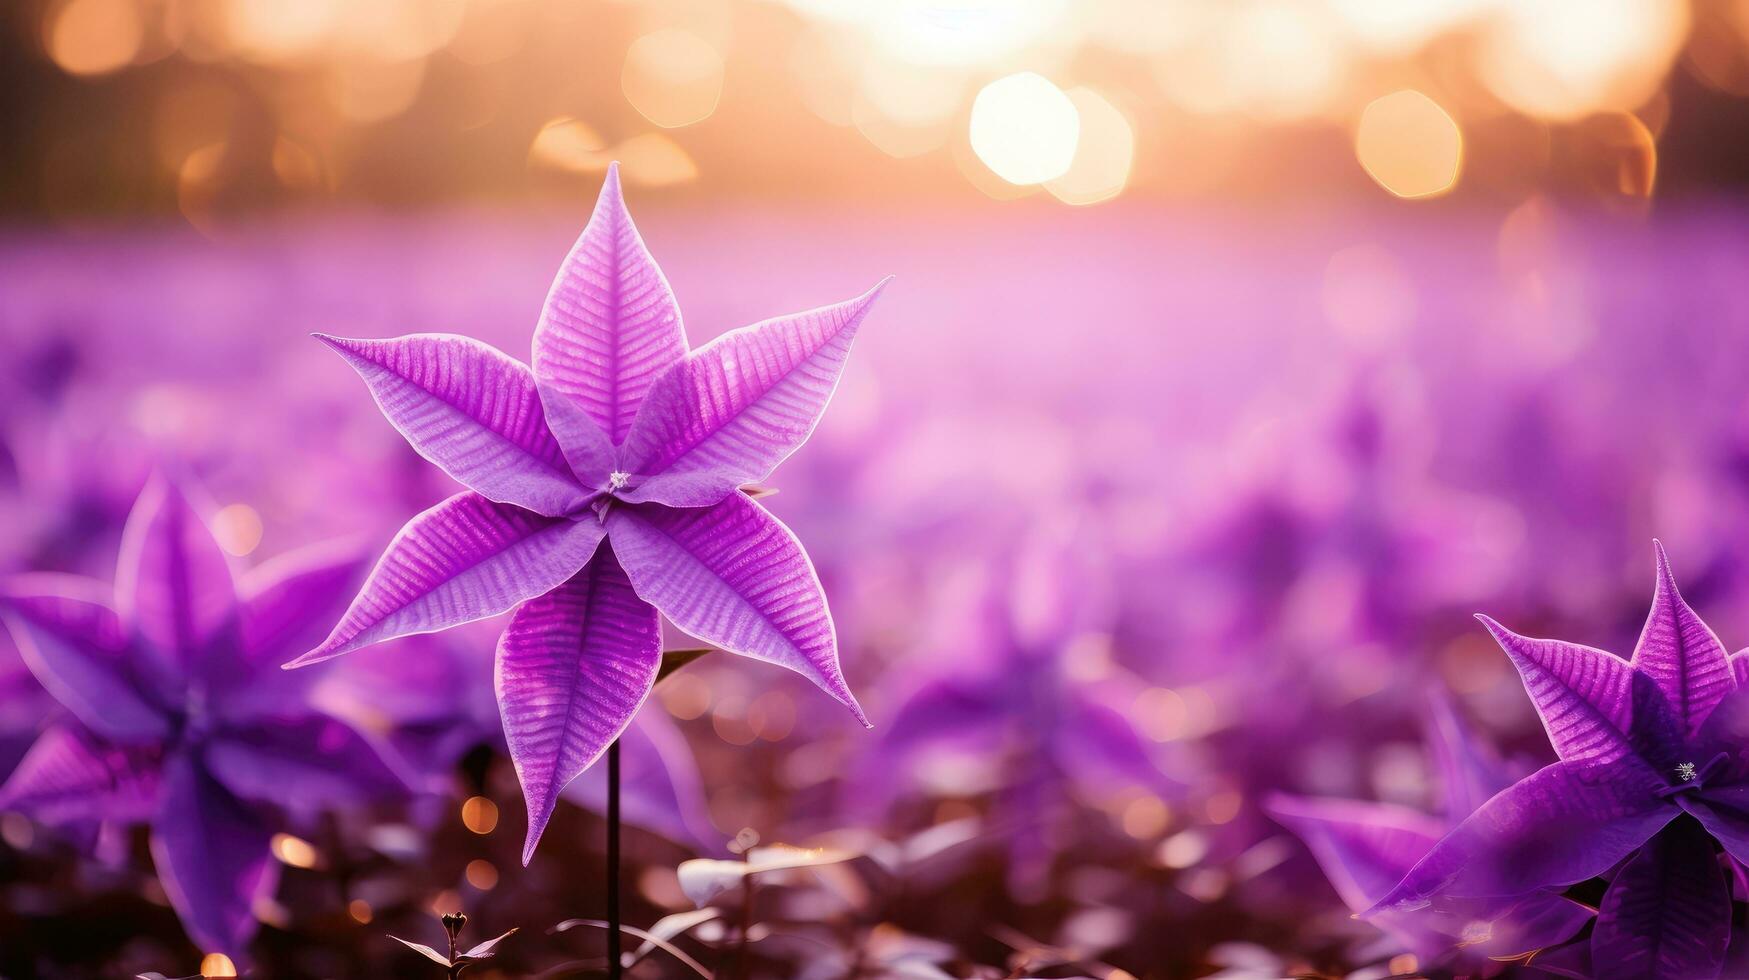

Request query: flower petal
[
  {"left": 116, "top": 475, "right": 239, "bottom": 693},
  {"left": 564, "top": 710, "right": 719, "bottom": 853},
  {"left": 1476, "top": 614, "right": 1638, "bottom": 763},
  {"left": 1264, "top": 794, "right": 1444, "bottom": 911},
  {"left": 619, "top": 281, "right": 888, "bottom": 508},
  {"left": 286, "top": 493, "right": 604, "bottom": 668},
  {"left": 1631, "top": 542, "right": 1733, "bottom": 739},
  {"left": 316, "top": 333, "right": 589, "bottom": 516},
  {"left": 533, "top": 162, "right": 688, "bottom": 451},
  {"left": 0, "top": 574, "right": 169, "bottom": 741},
  {"left": 0, "top": 724, "right": 160, "bottom": 825},
  {"left": 1426, "top": 692, "right": 1515, "bottom": 820},
  {"left": 1679, "top": 788, "right": 1749, "bottom": 866},
  {"left": 1591, "top": 819, "right": 1730, "bottom": 980},
  {"left": 607, "top": 493, "right": 866, "bottom": 724},
  {"left": 496, "top": 547, "right": 660, "bottom": 865},
  {"left": 203, "top": 540, "right": 370, "bottom": 719},
  {"left": 1369, "top": 758, "right": 1676, "bottom": 913},
  {"left": 150, "top": 754, "right": 278, "bottom": 960},
  {"left": 1056, "top": 684, "right": 1178, "bottom": 799},
  {"left": 205, "top": 714, "right": 410, "bottom": 816}
]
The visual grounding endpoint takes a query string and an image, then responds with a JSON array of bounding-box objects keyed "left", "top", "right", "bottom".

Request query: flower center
[
  {"left": 1656, "top": 753, "right": 1731, "bottom": 799},
  {"left": 607, "top": 471, "right": 630, "bottom": 493}
]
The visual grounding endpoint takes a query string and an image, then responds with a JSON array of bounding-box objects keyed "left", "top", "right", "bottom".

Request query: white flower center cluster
[
  {"left": 1677, "top": 761, "right": 1699, "bottom": 782},
  {"left": 607, "top": 470, "right": 630, "bottom": 492}
]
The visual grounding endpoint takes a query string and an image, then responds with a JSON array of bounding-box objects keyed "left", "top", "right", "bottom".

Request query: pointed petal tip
[
  {"left": 598, "top": 161, "right": 624, "bottom": 201},
  {"left": 281, "top": 643, "right": 341, "bottom": 670},
  {"left": 834, "top": 687, "right": 872, "bottom": 729},
  {"left": 1652, "top": 538, "right": 1678, "bottom": 587},
  {"left": 521, "top": 810, "right": 548, "bottom": 867},
  {"left": 1473, "top": 612, "right": 1510, "bottom": 638}
]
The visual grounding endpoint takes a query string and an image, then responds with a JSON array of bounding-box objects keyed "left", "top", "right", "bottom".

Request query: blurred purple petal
[
  {"left": 288, "top": 492, "right": 604, "bottom": 667},
  {"left": 607, "top": 493, "right": 865, "bottom": 725},
  {"left": 1265, "top": 794, "right": 1444, "bottom": 910},
  {"left": 0, "top": 723, "right": 159, "bottom": 825},
  {"left": 565, "top": 709, "right": 718, "bottom": 853},
  {"left": 149, "top": 754, "right": 277, "bottom": 960},
  {"left": 115, "top": 475, "right": 238, "bottom": 694},
  {"left": 316, "top": 333, "right": 588, "bottom": 517},
  {"left": 532, "top": 162, "right": 687, "bottom": 450},
  {"left": 620, "top": 282, "right": 887, "bottom": 508},
  {"left": 0, "top": 574, "right": 169, "bottom": 741},
  {"left": 495, "top": 547, "right": 660, "bottom": 865},
  {"left": 1426, "top": 692, "right": 1514, "bottom": 820},
  {"left": 204, "top": 714, "right": 409, "bottom": 816},
  {"left": 1056, "top": 684, "right": 1177, "bottom": 799},
  {"left": 213, "top": 540, "right": 368, "bottom": 717}
]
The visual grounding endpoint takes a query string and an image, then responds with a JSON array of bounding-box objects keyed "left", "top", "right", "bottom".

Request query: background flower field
[{"left": 4, "top": 1, "right": 1749, "bottom": 977}]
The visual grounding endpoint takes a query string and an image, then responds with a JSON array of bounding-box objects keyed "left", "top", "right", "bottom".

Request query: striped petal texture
[
  {"left": 606, "top": 492, "right": 866, "bottom": 725},
  {"left": 495, "top": 547, "right": 661, "bottom": 864},
  {"left": 1632, "top": 542, "right": 1734, "bottom": 740},
  {"left": 532, "top": 162, "right": 688, "bottom": 455},
  {"left": 287, "top": 493, "right": 604, "bottom": 667},
  {"left": 620, "top": 281, "right": 888, "bottom": 508},
  {"left": 1478, "top": 615, "right": 1638, "bottom": 763},
  {"left": 317, "top": 333, "right": 589, "bottom": 517}
]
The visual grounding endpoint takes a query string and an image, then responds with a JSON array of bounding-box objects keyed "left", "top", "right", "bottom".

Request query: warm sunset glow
[
  {"left": 212, "top": 503, "right": 264, "bottom": 557},
  {"left": 528, "top": 116, "right": 609, "bottom": 174},
  {"left": 44, "top": 0, "right": 143, "bottom": 76},
  {"left": 1354, "top": 89, "right": 1462, "bottom": 199},
  {"left": 461, "top": 795, "right": 499, "bottom": 834},
  {"left": 1477, "top": 0, "right": 1689, "bottom": 120},
  {"left": 271, "top": 833, "right": 319, "bottom": 869},
  {"left": 1047, "top": 88, "right": 1135, "bottom": 206},
  {"left": 969, "top": 72, "right": 1079, "bottom": 186},
  {"left": 622, "top": 29, "right": 725, "bottom": 129}
]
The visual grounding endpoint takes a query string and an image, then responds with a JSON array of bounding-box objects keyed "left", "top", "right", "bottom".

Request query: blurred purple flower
[
  {"left": 1266, "top": 695, "right": 1590, "bottom": 966},
  {"left": 1372, "top": 543, "right": 1743, "bottom": 978},
  {"left": 286, "top": 164, "right": 885, "bottom": 863},
  {"left": 855, "top": 522, "right": 1177, "bottom": 895},
  {"left": 0, "top": 475, "right": 407, "bottom": 959}
]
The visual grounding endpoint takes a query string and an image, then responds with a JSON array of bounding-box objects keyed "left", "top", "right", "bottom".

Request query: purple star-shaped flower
[
  {"left": 1369, "top": 543, "right": 1746, "bottom": 978},
  {"left": 1266, "top": 696, "right": 1590, "bottom": 965},
  {"left": 0, "top": 475, "right": 407, "bottom": 959},
  {"left": 286, "top": 164, "right": 886, "bottom": 863}
]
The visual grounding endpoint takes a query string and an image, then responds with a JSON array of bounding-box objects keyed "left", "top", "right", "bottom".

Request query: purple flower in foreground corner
[
  {"left": 287, "top": 163, "right": 887, "bottom": 864},
  {"left": 1266, "top": 696, "right": 1590, "bottom": 968},
  {"left": 0, "top": 476, "right": 407, "bottom": 960},
  {"left": 1369, "top": 543, "right": 1749, "bottom": 979}
]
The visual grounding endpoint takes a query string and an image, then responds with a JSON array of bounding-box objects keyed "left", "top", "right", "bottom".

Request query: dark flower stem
[{"left": 607, "top": 738, "right": 622, "bottom": 980}]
